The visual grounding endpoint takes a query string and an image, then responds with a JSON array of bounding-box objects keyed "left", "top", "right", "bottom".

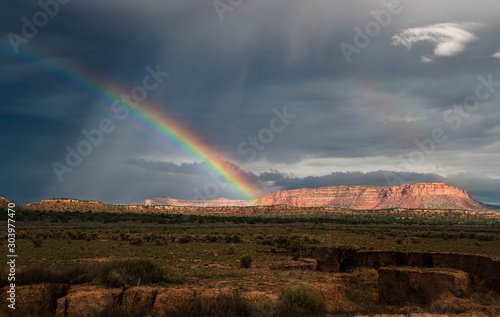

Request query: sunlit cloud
[{"left": 392, "top": 22, "right": 480, "bottom": 61}]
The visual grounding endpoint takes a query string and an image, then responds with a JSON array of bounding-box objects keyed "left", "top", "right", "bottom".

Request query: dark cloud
[
  {"left": 124, "top": 159, "right": 204, "bottom": 176},
  {"left": 1, "top": 0, "right": 499, "bottom": 204}
]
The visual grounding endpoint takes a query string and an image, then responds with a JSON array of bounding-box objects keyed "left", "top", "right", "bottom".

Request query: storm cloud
[{"left": 1, "top": 0, "right": 499, "bottom": 204}]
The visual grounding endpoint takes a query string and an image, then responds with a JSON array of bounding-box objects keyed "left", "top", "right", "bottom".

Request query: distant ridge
[
  {"left": 480, "top": 202, "right": 500, "bottom": 212},
  {"left": 0, "top": 197, "right": 13, "bottom": 210},
  {"left": 7, "top": 183, "right": 496, "bottom": 214},
  {"left": 258, "top": 183, "right": 490, "bottom": 212},
  {"left": 132, "top": 197, "right": 256, "bottom": 207}
]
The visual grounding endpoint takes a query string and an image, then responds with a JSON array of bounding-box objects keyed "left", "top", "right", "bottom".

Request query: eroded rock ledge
[{"left": 315, "top": 247, "right": 500, "bottom": 291}]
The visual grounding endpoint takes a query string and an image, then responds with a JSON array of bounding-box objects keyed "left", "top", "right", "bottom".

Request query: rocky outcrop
[
  {"left": 21, "top": 197, "right": 257, "bottom": 213},
  {"left": 378, "top": 267, "right": 471, "bottom": 306},
  {"left": 314, "top": 247, "right": 500, "bottom": 292},
  {"left": 0, "top": 283, "right": 69, "bottom": 316},
  {"left": 134, "top": 197, "right": 256, "bottom": 207},
  {"left": 55, "top": 285, "right": 121, "bottom": 317},
  {"left": 121, "top": 286, "right": 159, "bottom": 315},
  {"left": 258, "top": 183, "right": 486, "bottom": 212},
  {"left": 23, "top": 199, "right": 117, "bottom": 213},
  {"left": 0, "top": 197, "right": 13, "bottom": 211}
]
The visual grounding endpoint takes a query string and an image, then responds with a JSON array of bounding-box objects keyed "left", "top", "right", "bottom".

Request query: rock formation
[
  {"left": 0, "top": 197, "right": 13, "bottom": 210},
  {"left": 258, "top": 182, "right": 487, "bottom": 212},
  {"left": 133, "top": 197, "right": 256, "bottom": 207},
  {"left": 378, "top": 267, "right": 471, "bottom": 306},
  {"left": 314, "top": 247, "right": 500, "bottom": 292}
]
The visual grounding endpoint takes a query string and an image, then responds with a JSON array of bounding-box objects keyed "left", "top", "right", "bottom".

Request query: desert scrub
[
  {"left": 0, "top": 259, "right": 182, "bottom": 287},
  {"left": 240, "top": 255, "right": 253, "bottom": 268},
  {"left": 346, "top": 267, "right": 383, "bottom": 314},
  {"left": 129, "top": 236, "right": 144, "bottom": 245},
  {"left": 32, "top": 236, "right": 43, "bottom": 247},
  {"left": 477, "top": 234, "right": 494, "bottom": 241},
  {"left": 302, "top": 233, "right": 312, "bottom": 242},
  {"left": 94, "top": 258, "right": 178, "bottom": 286},
  {"left": 274, "top": 286, "right": 326, "bottom": 316},
  {"left": 254, "top": 233, "right": 265, "bottom": 240},
  {"left": 165, "top": 290, "right": 253, "bottom": 317},
  {"left": 178, "top": 234, "right": 192, "bottom": 244}
]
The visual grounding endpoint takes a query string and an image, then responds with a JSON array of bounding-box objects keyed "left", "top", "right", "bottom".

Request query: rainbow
[{"left": 0, "top": 43, "right": 261, "bottom": 200}]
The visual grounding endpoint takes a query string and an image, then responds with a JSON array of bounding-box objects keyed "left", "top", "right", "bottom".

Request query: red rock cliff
[{"left": 257, "top": 183, "right": 485, "bottom": 211}]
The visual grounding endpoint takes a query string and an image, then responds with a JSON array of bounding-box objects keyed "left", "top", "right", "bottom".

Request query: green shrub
[
  {"left": 276, "top": 236, "right": 291, "bottom": 248},
  {"left": 302, "top": 234, "right": 312, "bottom": 243},
  {"left": 9, "top": 264, "right": 90, "bottom": 286},
  {"left": 18, "top": 230, "right": 29, "bottom": 239},
  {"left": 95, "top": 259, "right": 171, "bottom": 286},
  {"left": 274, "top": 286, "right": 326, "bottom": 316},
  {"left": 254, "top": 234, "right": 265, "bottom": 240},
  {"left": 129, "top": 236, "right": 144, "bottom": 245},
  {"left": 260, "top": 238, "right": 274, "bottom": 245},
  {"left": 477, "top": 234, "right": 494, "bottom": 241},
  {"left": 32, "top": 237, "right": 43, "bottom": 247},
  {"left": 1, "top": 259, "right": 182, "bottom": 287},
  {"left": 311, "top": 238, "right": 322, "bottom": 244},
  {"left": 225, "top": 234, "right": 243, "bottom": 243},
  {"left": 240, "top": 255, "right": 253, "bottom": 268},
  {"left": 288, "top": 240, "right": 305, "bottom": 253},
  {"left": 165, "top": 290, "right": 252, "bottom": 317},
  {"left": 178, "top": 234, "right": 192, "bottom": 244}
]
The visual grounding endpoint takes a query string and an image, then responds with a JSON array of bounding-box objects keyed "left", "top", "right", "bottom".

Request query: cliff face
[
  {"left": 0, "top": 197, "right": 13, "bottom": 210},
  {"left": 257, "top": 183, "right": 486, "bottom": 211},
  {"left": 23, "top": 199, "right": 112, "bottom": 212},
  {"left": 133, "top": 197, "right": 256, "bottom": 207}
]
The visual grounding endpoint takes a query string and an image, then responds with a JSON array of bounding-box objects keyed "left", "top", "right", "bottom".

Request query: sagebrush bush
[
  {"left": 178, "top": 234, "right": 192, "bottom": 244},
  {"left": 129, "top": 236, "right": 144, "bottom": 245},
  {"left": 165, "top": 290, "right": 252, "bottom": 317},
  {"left": 302, "top": 234, "right": 312, "bottom": 242},
  {"left": 240, "top": 255, "right": 253, "bottom": 268},
  {"left": 477, "top": 234, "right": 494, "bottom": 241},
  {"left": 0, "top": 259, "right": 182, "bottom": 287},
  {"left": 274, "top": 286, "right": 326, "bottom": 316},
  {"left": 32, "top": 237, "right": 43, "bottom": 247},
  {"left": 260, "top": 238, "right": 274, "bottom": 245}
]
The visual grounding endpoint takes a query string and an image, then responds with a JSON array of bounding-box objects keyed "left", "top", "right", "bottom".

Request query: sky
[{"left": 1, "top": 0, "right": 500, "bottom": 205}]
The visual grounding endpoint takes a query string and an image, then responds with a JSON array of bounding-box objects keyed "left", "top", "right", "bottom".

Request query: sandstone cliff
[
  {"left": 258, "top": 183, "right": 486, "bottom": 212},
  {"left": 0, "top": 197, "right": 14, "bottom": 211}
]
